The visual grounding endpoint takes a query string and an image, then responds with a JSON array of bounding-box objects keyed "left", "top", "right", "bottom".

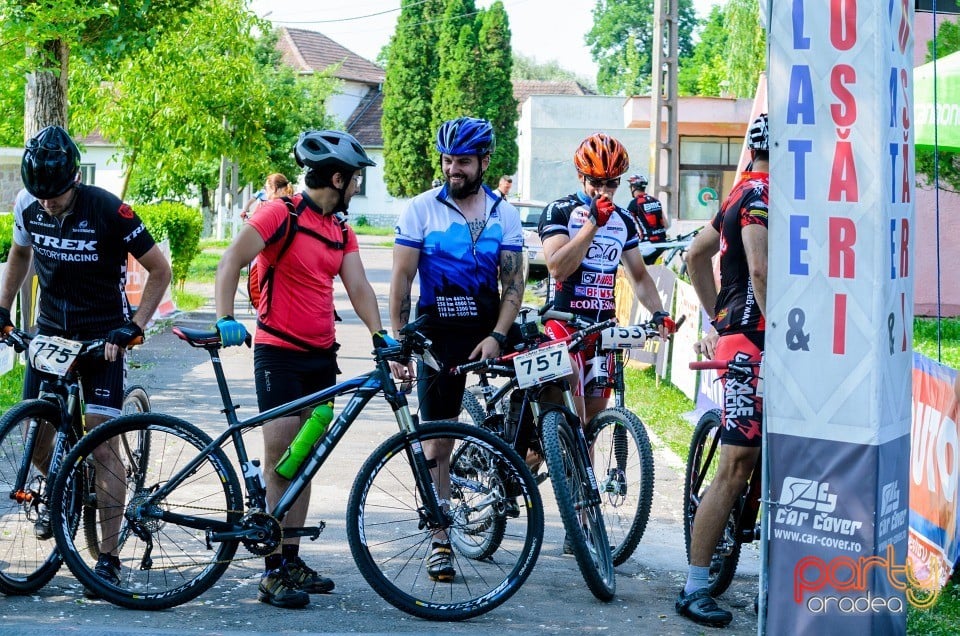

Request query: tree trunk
[{"left": 24, "top": 39, "right": 69, "bottom": 140}]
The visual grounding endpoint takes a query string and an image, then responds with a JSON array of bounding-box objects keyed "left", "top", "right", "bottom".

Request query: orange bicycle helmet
[{"left": 573, "top": 133, "right": 629, "bottom": 179}]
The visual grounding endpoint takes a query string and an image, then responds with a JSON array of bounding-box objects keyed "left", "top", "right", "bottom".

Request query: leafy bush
[
  {"left": 136, "top": 202, "right": 203, "bottom": 288},
  {"left": 0, "top": 215, "right": 13, "bottom": 262}
]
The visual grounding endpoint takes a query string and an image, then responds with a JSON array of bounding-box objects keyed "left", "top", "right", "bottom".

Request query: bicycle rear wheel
[
  {"left": 51, "top": 413, "right": 243, "bottom": 609},
  {"left": 587, "top": 406, "right": 654, "bottom": 566},
  {"left": 683, "top": 409, "right": 741, "bottom": 596},
  {"left": 83, "top": 385, "right": 153, "bottom": 558},
  {"left": 0, "top": 400, "right": 81, "bottom": 594},
  {"left": 347, "top": 421, "right": 543, "bottom": 621},
  {"left": 541, "top": 410, "right": 615, "bottom": 601}
]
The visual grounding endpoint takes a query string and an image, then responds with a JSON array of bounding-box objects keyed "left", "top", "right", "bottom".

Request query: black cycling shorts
[
  {"left": 253, "top": 343, "right": 339, "bottom": 412},
  {"left": 23, "top": 350, "right": 124, "bottom": 418}
]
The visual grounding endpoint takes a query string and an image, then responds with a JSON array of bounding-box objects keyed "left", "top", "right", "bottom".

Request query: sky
[{"left": 249, "top": 0, "right": 723, "bottom": 81}]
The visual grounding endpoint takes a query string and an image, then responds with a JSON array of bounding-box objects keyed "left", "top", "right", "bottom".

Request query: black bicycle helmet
[
  {"left": 294, "top": 130, "right": 375, "bottom": 170},
  {"left": 435, "top": 117, "right": 496, "bottom": 156},
  {"left": 627, "top": 173, "right": 648, "bottom": 189},
  {"left": 21, "top": 125, "right": 81, "bottom": 199},
  {"left": 747, "top": 113, "right": 769, "bottom": 152}
]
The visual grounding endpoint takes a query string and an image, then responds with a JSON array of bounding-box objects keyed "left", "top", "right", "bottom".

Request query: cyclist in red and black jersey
[
  {"left": 0, "top": 125, "right": 172, "bottom": 593},
  {"left": 626, "top": 174, "right": 670, "bottom": 264},
  {"left": 678, "top": 114, "right": 769, "bottom": 628}
]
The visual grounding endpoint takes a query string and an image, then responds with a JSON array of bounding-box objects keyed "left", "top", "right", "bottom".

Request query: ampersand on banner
[{"left": 786, "top": 307, "right": 810, "bottom": 351}]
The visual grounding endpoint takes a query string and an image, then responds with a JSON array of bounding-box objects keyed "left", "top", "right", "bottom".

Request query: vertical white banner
[{"left": 765, "top": 1, "right": 914, "bottom": 633}]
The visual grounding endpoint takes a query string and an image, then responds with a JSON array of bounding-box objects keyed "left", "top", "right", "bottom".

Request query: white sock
[{"left": 684, "top": 565, "right": 710, "bottom": 595}]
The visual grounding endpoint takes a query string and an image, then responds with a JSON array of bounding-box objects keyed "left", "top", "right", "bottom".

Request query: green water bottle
[{"left": 275, "top": 402, "right": 334, "bottom": 479}]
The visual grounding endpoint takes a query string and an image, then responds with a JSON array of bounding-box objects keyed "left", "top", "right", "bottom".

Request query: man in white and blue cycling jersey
[{"left": 389, "top": 116, "right": 525, "bottom": 583}]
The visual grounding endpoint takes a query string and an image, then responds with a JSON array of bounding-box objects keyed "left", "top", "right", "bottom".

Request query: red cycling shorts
[{"left": 715, "top": 332, "right": 763, "bottom": 447}]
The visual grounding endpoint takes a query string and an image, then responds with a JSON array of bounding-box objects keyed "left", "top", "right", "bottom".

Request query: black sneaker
[
  {"left": 426, "top": 542, "right": 456, "bottom": 582},
  {"left": 675, "top": 587, "right": 733, "bottom": 628},
  {"left": 34, "top": 509, "right": 52, "bottom": 540},
  {"left": 258, "top": 567, "right": 310, "bottom": 609},
  {"left": 84, "top": 554, "right": 121, "bottom": 599},
  {"left": 285, "top": 557, "right": 335, "bottom": 594}
]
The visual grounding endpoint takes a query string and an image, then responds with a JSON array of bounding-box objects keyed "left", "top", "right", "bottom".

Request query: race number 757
[{"left": 513, "top": 341, "right": 572, "bottom": 389}]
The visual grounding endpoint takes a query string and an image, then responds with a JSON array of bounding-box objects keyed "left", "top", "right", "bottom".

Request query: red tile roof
[
  {"left": 513, "top": 79, "right": 595, "bottom": 113},
  {"left": 277, "top": 27, "right": 385, "bottom": 85}
]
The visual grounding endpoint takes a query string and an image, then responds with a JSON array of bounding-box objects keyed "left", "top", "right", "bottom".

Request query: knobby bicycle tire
[
  {"left": 51, "top": 413, "right": 243, "bottom": 610},
  {"left": 347, "top": 421, "right": 543, "bottom": 621},
  {"left": 460, "top": 385, "right": 488, "bottom": 425},
  {"left": 0, "top": 399, "right": 82, "bottom": 594},
  {"left": 541, "top": 410, "right": 615, "bottom": 601},
  {"left": 683, "top": 409, "right": 741, "bottom": 596},
  {"left": 83, "top": 385, "right": 153, "bottom": 559},
  {"left": 587, "top": 406, "right": 655, "bottom": 566}
]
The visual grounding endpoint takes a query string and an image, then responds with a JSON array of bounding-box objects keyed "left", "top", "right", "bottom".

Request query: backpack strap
[{"left": 257, "top": 196, "right": 303, "bottom": 319}]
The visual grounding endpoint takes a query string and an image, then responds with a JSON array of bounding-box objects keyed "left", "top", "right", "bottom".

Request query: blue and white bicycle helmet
[{"left": 435, "top": 117, "right": 496, "bottom": 156}]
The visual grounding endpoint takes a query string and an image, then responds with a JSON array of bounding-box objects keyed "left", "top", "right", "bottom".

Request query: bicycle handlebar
[{"left": 689, "top": 359, "right": 762, "bottom": 372}]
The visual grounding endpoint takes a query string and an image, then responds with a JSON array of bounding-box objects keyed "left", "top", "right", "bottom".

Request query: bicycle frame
[{"left": 138, "top": 327, "right": 447, "bottom": 544}]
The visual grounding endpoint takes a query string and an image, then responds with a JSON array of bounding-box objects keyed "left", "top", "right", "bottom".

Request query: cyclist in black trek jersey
[
  {"left": 677, "top": 113, "right": 770, "bottom": 628},
  {"left": 0, "top": 125, "right": 172, "bottom": 595}
]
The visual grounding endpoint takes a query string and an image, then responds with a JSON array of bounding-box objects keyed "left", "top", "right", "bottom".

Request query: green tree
[
  {"left": 723, "top": 0, "right": 766, "bottom": 97},
  {"left": 512, "top": 52, "right": 590, "bottom": 86},
  {"left": 382, "top": 0, "right": 445, "bottom": 197},
  {"left": 678, "top": 6, "right": 728, "bottom": 96},
  {"left": 431, "top": 0, "right": 481, "bottom": 178},
  {"left": 477, "top": 2, "right": 518, "bottom": 185},
  {"left": 917, "top": 20, "right": 960, "bottom": 193},
  {"left": 586, "top": 0, "right": 697, "bottom": 96},
  {"left": 0, "top": 0, "right": 194, "bottom": 137}
]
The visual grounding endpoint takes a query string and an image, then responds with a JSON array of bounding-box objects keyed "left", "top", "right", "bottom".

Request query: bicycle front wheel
[
  {"left": 51, "top": 413, "right": 243, "bottom": 610},
  {"left": 347, "top": 421, "right": 543, "bottom": 621},
  {"left": 683, "top": 409, "right": 740, "bottom": 596},
  {"left": 587, "top": 406, "right": 654, "bottom": 566},
  {"left": 0, "top": 399, "right": 78, "bottom": 594},
  {"left": 541, "top": 410, "right": 615, "bottom": 601},
  {"left": 83, "top": 385, "right": 152, "bottom": 558}
]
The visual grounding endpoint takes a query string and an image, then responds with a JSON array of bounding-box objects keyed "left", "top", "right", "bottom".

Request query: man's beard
[{"left": 448, "top": 171, "right": 483, "bottom": 199}]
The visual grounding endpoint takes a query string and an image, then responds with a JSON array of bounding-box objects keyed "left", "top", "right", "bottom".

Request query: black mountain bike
[
  {"left": 49, "top": 316, "right": 543, "bottom": 621},
  {"left": 453, "top": 307, "right": 618, "bottom": 601},
  {"left": 0, "top": 328, "right": 149, "bottom": 595},
  {"left": 684, "top": 358, "right": 763, "bottom": 596}
]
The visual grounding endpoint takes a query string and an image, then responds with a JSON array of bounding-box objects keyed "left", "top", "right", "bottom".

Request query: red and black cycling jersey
[
  {"left": 627, "top": 193, "right": 667, "bottom": 243},
  {"left": 538, "top": 192, "right": 639, "bottom": 322},
  {"left": 711, "top": 171, "right": 769, "bottom": 334},
  {"left": 12, "top": 185, "right": 157, "bottom": 336}
]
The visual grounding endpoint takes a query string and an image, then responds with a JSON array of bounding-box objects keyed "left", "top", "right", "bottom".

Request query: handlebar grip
[
  {"left": 126, "top": 336, "right": 145, "bottom": 349},
  {"left": 674, "top": 315, "right": 686, "bottom": 330},
  {"left": 689, "top": 360, "right": 729, "bottom": 370}
]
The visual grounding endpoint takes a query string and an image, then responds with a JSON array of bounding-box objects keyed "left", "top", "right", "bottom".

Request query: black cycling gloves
[{"left": 106, "top": 320, "right": 144, "bottom": 348}]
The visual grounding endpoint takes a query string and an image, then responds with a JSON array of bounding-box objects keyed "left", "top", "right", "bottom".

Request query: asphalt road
[{"left": 0, "top": 238, "right": 760, "bottom": 635}]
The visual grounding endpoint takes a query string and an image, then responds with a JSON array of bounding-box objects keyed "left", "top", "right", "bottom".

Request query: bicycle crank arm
[{"left": 282, "top": 521, "right": 326, "bottom": 541}]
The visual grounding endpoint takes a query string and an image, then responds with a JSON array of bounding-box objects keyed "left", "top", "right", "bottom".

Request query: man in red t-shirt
[{"left": 214, "top": 130, "right": 384, "bottom": 610}]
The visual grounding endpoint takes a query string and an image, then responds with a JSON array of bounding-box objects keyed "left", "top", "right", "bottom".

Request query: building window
[
  {"left": 678, "top": 137, "right": 742, "bottom": 221},
  {"left": 79, "top": 164, "right": 95, "bottom": 185}
]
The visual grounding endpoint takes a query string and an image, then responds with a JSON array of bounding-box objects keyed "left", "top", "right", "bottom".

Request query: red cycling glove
[{"left": 589, "top": 196, "right": 616, "bottom": 227}]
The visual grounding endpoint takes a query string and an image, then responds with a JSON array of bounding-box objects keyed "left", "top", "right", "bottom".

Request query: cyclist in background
[
  {"left": 390, "top": 116, "right": 524, "bottom": 583},
  {"left": 0, "top": 125, "right": 172, "bottom": 593},
  {"left": 677, "top": 113, "right": 770, "bottom": 628},
  {"left": 626, "top": 173, "right": 669, "bottom": 264},
  {"left": 214, "top": 130, "right": 385, "bottom": 609}
]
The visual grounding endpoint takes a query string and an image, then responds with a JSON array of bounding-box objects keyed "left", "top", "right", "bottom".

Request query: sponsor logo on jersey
[
  {"left": 573, "top": 285, "right": 614, "bottom": 299},
  {"left": 118, "top": 203, "right": 134, "bottom": 219},
  {"left": 581, "top": 272, "right": 615, "bottom": 286}
]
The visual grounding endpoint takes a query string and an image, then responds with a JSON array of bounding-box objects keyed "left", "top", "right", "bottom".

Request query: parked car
[{"left": 512, "top": 200, "right": 548, "bottom": 279}]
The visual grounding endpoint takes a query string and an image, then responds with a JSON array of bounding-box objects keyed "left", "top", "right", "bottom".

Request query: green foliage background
[{"left": 136, "top": 202, "right": 203, "bottom": 287}]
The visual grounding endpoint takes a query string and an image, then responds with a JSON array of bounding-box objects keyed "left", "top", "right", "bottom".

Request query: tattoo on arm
[
  {"left": 499, "top": 251, "right": 524, "bottom": 311},
  {"left": 399, "top": 292, "right": 411, "bottom": 327}
]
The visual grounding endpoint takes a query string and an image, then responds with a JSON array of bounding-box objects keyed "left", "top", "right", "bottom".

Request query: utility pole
[{"left": 650, "top": 0, "right": 679, "bottom": 223}]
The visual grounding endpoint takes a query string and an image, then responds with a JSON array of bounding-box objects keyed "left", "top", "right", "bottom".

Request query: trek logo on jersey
[
  {"left": 30, "top": 234, "right": 98, "bottom": 252},
  {"left": 123, "top": 223, "right": 147, "bottom": 243},
  {"left": 581, "top": 272, "right": 615, "bottom": 286}
]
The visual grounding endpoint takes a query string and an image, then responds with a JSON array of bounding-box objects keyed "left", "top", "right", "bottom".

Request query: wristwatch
[{"left": 489, "top": 331, "right": 508, "bottom": 349}]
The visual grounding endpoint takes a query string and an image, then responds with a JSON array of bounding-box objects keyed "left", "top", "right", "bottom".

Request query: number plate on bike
[
  {"left": 513, "top": 341, "right": 572, "bottom": 389},
  {"left": 600, "top": 325, "right": 647, "bottom": 350},
  {"left": 28, "top": 335, "right": 82, "bottom": 376}
]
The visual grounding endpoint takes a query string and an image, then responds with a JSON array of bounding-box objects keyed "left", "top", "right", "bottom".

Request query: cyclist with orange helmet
[{"left": 538, "top": 133, "right": 676, "bottom": 460}]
